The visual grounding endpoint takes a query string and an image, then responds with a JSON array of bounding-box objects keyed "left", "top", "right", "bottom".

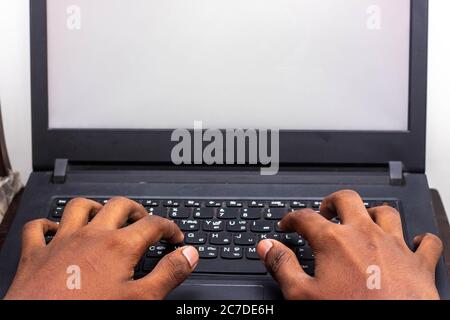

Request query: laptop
[{"left": 1, "top": 0, "right": 449, "bottom": 300}]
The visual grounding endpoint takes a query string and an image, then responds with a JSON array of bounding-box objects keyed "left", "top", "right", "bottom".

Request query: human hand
[
  {"left": 257, "top": 190, "right": 442, "bottom": 300},
  {"left": 5, "top": 197, "right": 199, "bottom": 300}
]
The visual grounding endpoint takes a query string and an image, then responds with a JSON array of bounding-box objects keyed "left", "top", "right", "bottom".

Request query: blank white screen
[{"left": 47, "top": 0, "right": 411, "bottom": 130}]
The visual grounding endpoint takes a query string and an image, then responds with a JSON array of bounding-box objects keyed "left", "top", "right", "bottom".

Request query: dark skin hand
[
  {"left": 4, "top": 197, "right": 199, "bottom": 300},
  {"left": 5, "top": 191, "right": 443, "bottom": 300},
  {"left": 257, "top": 190, "right": 443, "bottom": 300}
]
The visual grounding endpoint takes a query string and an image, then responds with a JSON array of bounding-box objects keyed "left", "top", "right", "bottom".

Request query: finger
[
  {"left": 133, "top": 246, "right": 198, "bottom": 299},
  {"left": 257, "top": 240, "right": 314, "bottom": 299},
  {"left": 320, "top": 190, "right": 370, "bottom": 224},
  {"left": 367, "top": 206, "right": 404, "bottom": 239},
  {"left": 56, "top": 198, "right": 103, "bottom": 238},
  {"left": 278, "top": 209, "right": 332, "bottom": 249},
  {"left": 119, "top": 215, "right": 184, "bottom": 255},
  {"left": 21, "top": 219, "right": 59, "bottom": 256},
  {"left": 414, "top": 233, "right": 443, "bottom": 271},
  {"left": 90, "top": 197, "right": 148, "bottom": 229}
]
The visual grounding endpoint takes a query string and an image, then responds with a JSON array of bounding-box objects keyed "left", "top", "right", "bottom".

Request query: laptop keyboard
[{"left": 47, "top": 198, "right": 399, "bottom": 277}]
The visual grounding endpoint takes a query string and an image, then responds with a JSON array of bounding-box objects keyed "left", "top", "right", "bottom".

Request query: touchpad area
[{"left": 166, "top": 283, "right": 265, "bottom": 300}]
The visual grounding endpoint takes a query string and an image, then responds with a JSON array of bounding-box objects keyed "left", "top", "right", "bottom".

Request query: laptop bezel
[{"left": 30, "top": 0, "right": 428, "bottom": 172}]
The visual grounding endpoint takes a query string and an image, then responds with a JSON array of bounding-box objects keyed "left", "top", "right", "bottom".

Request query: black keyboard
[{"left": 47, "top": 198, "right": 399, "bottom": 277}]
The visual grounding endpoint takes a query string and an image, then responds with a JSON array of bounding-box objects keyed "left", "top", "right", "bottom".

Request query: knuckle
[
  {"left": 287, "top": 209, "right": 316, "bottom": 223},
  {"left": 146, "top": 214, "right": 165, "bottom": 224},
  {"left": 67, "top": 197, "right": 91, "bottom": 207},
  {"left": 332, "top": 189, "right": 361, "bottom": 200},
  {"left": 109, "top": 196, "right": 134, "bottom": 206},
  {"left": 149, "top": 215, "right": 176, "bottom": 232},
  {"left": 291, "top": 208, "right": 316, "bottom": 216}
]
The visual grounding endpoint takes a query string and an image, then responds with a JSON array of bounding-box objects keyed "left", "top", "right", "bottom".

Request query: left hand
[{"left": 5, "top": 197, "right": 199, "bottom": 300}]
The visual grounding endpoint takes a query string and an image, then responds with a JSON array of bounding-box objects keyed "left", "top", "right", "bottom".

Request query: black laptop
[{"left": 1, "top": 0, "right": 449, "bottom": 299}]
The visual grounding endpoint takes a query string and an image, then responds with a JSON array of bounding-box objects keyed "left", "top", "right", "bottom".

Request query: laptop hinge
[
  {"left": 389, "top": 161, "right": 404, "bottom": 186},
  {"left": 53, "top": 159, "right": 69, "bottom": 184}
]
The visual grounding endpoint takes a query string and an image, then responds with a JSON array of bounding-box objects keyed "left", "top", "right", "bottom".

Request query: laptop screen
[{"left": 46, "top": 0, "right": 411, "bottom": 131}]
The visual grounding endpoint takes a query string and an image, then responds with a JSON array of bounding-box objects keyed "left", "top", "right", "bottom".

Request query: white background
[{"left": 0, "top": 0, "right": 449, "bottom": 216}]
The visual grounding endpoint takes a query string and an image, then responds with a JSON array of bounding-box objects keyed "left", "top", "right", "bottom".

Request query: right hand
[{"left": 257, "top": 190, "right": 443, "bottom": 300}]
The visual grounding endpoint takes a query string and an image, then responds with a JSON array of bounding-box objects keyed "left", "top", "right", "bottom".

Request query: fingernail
[
  {"left": 182, "top": 246, "right": 199, "bottom": 268},
  {"left": 259, "top": 240, "right": 274, "bottom": 260},
  {"left": 277, "top": 221, "right": 284, "bottom": 231}
]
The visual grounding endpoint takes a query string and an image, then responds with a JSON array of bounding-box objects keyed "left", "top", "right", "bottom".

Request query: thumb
[
  {"left": 133, "top": 246, "right": 199, "bottom": 299},
  {"left": 257, "top": 240, "right": 314, "bottom": 300}
]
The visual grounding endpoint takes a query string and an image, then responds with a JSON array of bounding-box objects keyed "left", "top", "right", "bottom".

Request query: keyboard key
[
  {"left": 56, "top": 199, "right": 69, "bottom": 206},
  {"left": 147, "top": 245, "right": 169, "bottom": 258},
  {"left": 234, "top": 233, "right": 256, "bottom": 246},
  {"left": 185, "top": 200, "right": 201, "bottom": 207},
  {"left": 98, "top": 199, "right": 109, "bottom": 205},
  {"left": 246, "top": 247, "right": 260, "bottom": 260},
  {"left": 331, "top": 217, "right": 341, "bottom": 224},
  {"left": 263, "top": 208, "right": 290, "bottom": 220},
  {"left": 221, "top": 246, "right": 243, "bottom": 259},
  {"left": 270, "top": 201, "right": 285, "bottom": 208},
  {"left": 290, "top": 201, "right": 307, "bottom": 209},
  {"left": 143, "top": 258, "right": 159, "bottom": 272},
  {"left": 250, "top": 221, "right": 273, "bottom": 233},
  {"left": 177, "top": 220, "right": 199, "bottom": 231},
  {"left": 217, "top": 208, "right": 240, "bottom": 219},
  {"left": 227, "top": 221, "right": 247, "bottom": 232},
  {"left": 248, "top": 201, "right": 265, "bottom": 208},
  {"left": 197, "top": 246, "right": 218, "bottom": 259},
  {"left": 296, "top": 246, "right": 315, "bottom": 260},
  {"left": 163, "top": 200, "right": 179, "bottom": 207},
  {"left": 168, "top": 207, "right": 191, "bottom": 219},
  {"left": 202, "top": 220, "right": 224, "bottom": 232},
  {"left": 227, "top": 201, "right": 243, "bottom": 208},
  {"left": 147, "top": 206, "right": 166, "bottom": 217},
  {"left": 282, "top": 233, "right": 305, "bottom": 247},
  {"left": 300, "top": 261, "right": 315, "bottom": 276},
  {"left": 185, "top": 232, "right": 207, "bottom": 245},
  {"left": 52, "top": 206, "right": 65, "bottom": 218},
  {"left": 312, "top": 201, "right": 322, "bottom": 209},
  {"left": 241, "top": 208, "right": 262, "bottom": 220},
  {"left": 141, "top": 200, "right": 159, "bottom": 207},
  {"left": 206, "top": 201, "right": 222, "bottom": 207},
  {"left": 45, "top": 235, "right": 54, "bottom": 244},
  {"left": 258, "top": 233, "right": 281, "bottom": 241},
  {"left": 210, "top": 233, "right": 232, "bottom": 245},
  {"left": 193, "top": 207, "right": 215, "bottom": 219}
]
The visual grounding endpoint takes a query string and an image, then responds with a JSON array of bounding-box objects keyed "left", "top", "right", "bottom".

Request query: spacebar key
[{"left": 193, "top": 259, "right": 267, "bottom": 275}]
